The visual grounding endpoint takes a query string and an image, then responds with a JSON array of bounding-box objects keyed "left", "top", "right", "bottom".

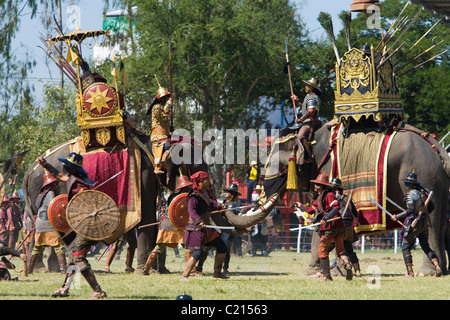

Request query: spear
[
  {"left": 396, "top": 49, "right": 448, "bottom": 78},
  {"left": 376, "top": 41, "right": 406, "bottom": 70},
  {"left": 284, "top": 37, "right": 298, "bottom": 121},
  {"left": 395, "top": 18, "right": 442, "bottom": 65},
  {"left": 395, "top": 40, "right": 444, "bottom": 73},
  {"left": 374, "top": 0, "right": 410, "bottom": 53},
  {"left": 388, "top": 7, "right": 423, "bottom": 52},
  {"left": 169, "top": 42, "right": 173, "bottom": 131}
]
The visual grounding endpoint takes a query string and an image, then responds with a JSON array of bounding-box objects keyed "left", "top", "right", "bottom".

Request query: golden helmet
[
  {"left": 302, "top": 77, "right": 320, "bottom": 89},
  {"left": 156, "top": 86, "right": 171, "bottom": 99}
]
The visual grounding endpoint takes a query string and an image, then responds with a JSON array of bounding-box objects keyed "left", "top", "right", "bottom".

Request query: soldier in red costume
[{"left": 295, "top": 173, "right": 353, "bottom": 281}]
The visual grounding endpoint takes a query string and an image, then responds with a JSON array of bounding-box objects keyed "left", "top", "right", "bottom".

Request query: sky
[{"left": 12, "top": 0, "right": 350, "bottom": 106}]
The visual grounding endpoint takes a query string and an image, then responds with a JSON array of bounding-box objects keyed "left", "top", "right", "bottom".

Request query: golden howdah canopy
[{"left": 334, "top": 47, "right": 404, "bottom": 124}]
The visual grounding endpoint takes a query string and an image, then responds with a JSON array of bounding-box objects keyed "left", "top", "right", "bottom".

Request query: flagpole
[{"left": 111, "top": 54, "right": 121, "bottom": 110}]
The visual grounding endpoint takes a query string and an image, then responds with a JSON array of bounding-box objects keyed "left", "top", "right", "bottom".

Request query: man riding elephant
[
  {"left": 291, "top": 77, "right": 322, "bottom": 162},
  {"left": 146, "top": 84, "right": 172, "bottom": 175}
]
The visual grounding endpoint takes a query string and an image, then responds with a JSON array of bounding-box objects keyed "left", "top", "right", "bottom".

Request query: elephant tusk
[{"left": 244, "top": 193, "right": 280, "bottom": 217}]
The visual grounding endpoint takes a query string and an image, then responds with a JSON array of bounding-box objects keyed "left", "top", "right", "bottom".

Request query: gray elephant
[{"left": 263, "top": 122, "right": 450, "bottom": 276}]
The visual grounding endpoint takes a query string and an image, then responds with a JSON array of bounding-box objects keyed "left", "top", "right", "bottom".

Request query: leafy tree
[{"left": 97, "top": 0, "right": 308, "bottom": 189}]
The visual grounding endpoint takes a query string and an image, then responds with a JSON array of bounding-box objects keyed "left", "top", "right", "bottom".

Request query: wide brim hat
[
  {"left": 402, "top": 172, "right": 420, "bottom": 185},
  {"left": 223, "top": 183, "right": 241, "bottom": 196},
  {"left": 176, "top": 175, "right": 193, "bottom": 191},
  {"left": 10, "top": 191, "right": 21, "bottom": 200},
  {"left": 41, "top": 169, "right": 58, "bottom": 190},
  {"left": 302, "top": 77, "right": 321, "bottom": 92},
  {"left": 310, "top": 173, "right": 331, "bottom": 187},
  {"left": 58, "top": 153, "right": 96, "bottom": 186}
]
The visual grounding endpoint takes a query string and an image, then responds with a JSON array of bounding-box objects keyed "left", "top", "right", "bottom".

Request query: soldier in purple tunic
[{"left": 181, "top": 171, "right": 228, "bottom": 281}]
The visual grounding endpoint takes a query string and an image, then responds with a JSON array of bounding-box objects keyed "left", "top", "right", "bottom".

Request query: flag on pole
[
  {"left": 66, "top": 46, "right": 79, "bottom": 67},
  {"left": 111, "top": 54, "right": 117, "bottom": 77},
  {"left": 119, "top": 55, "right": 127, "bottom": 86}
]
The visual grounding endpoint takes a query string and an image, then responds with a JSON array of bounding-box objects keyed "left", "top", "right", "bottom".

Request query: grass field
[{"left": 1, "top": 247, "right": 449, "bottom": 301}]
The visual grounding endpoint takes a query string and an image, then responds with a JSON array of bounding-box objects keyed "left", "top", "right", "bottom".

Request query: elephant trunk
[{"left": 223, "top": 193, "right": 280, "bottom": 229}]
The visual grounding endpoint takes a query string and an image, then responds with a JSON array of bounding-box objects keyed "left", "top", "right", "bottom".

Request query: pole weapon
[
  {"left": 285, "top": 37, "right": 298, "bottom": 121},
  {"left": 395, "top": 39, "right": 444, "bottom": 73},
  {"left": 368, "top": 195, "right": 407, "bottom": 228},
  {"left": 92, "top": 170, "right": 125, "bottom": 190},
  {"left": 169, "top": 41, "right": 174, "bottom": 133},
  {"left": 396, "top": 49, "right": 448, "bottom": 78},
  {"left": 374, "top": 0, "right": 410, "bottom": 53},
  {"left": 395, "top": 18, "right": 442, "bottom": 65}
]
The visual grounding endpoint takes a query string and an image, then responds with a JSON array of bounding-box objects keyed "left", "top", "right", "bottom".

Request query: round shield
[
  {"left": 66, "top": 190, "right": 120, "bottom": 241},
  {"left": 48, "top": 194, "right": 70, "bottom": 232},
  {"left": 168, "top": 193, "right": 190, "bottom": 230},
  {"left": 83, "top": 82, "right": 117, "bottom": 117}
]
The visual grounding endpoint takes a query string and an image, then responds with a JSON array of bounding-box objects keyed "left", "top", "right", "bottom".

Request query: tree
[{"left": 96, "top": 0, "right": 309, "bottom": 189}]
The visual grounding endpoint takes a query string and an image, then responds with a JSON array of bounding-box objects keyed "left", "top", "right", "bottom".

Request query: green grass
[{"left": 1, "top": 248, "right": 449, "bottom": 300}]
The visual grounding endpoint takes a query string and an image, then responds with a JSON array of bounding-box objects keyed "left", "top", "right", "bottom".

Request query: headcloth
[{"left": 190, "top": 171, "right": 210, "bottom": 193}]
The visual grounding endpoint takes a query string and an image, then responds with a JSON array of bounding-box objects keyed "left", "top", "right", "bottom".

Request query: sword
[
  {"left": 368, "top": 195, "right": 407, "bottom": 228},
  {"left": 290, "top": 216, "right": 341, "bottom": 231},
  {"left": 204, "top": 225, "right": 235, "bottom": 230},
  {"left": 386, "top": 195, "right": 406, "bottom": 211},
  {"left": 93, "top": 170, "right": 125, "bottom": 190}
]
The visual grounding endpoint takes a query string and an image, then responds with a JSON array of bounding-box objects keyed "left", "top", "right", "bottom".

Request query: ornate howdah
[
  {"left": 77, "top": 78, "right": 126, "bottom": 148},
  {"left": 334, "top": 47, "right": 404, "bottom": 123}
]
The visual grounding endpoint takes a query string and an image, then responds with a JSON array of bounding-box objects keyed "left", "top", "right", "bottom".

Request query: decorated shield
[
  {"left": 66, "top": 190, "right": 120, "bottom": 241},
  {"left": 48, "top": 194, "right": 70, "bottom": 232},
  {"left": 168, "top": 192, "right": 190, "bottom": 230},
  {"left": 83, "top": 82, "right": 117, "bottom": 117}
]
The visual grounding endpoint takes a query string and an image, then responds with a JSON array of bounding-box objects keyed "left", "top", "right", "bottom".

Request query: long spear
[
  {"left": 395, "top": 18, "right": 442, "bottom": 65},
  {"left": 396, "top": 49, "right": 448, "bottom": 78},
  {"left": 285, "top": 37, "right": 297, "bottom": 121},
  {"left": 395, "top": 40, "right": 444, "bottom": 73},
  {"left": 374, "top": 0, "right": 410, "bottom": 53},
  {"left": 169, "top": 41, "right": 174, "bottom": 132}
]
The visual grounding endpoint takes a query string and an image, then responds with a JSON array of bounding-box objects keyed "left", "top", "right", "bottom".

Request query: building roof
[{"left": 411, "top": 0, "right": 450, "bottom": 23}]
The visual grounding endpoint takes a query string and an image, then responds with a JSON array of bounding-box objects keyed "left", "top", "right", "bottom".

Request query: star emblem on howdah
[{"left": 83, "top": 83, "right": 117, "bottom": 117}]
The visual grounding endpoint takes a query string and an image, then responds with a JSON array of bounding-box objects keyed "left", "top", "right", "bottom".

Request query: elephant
[
  {"left": 262, "top": 121, "right": 450, "bottom": 276},
  {"left": 22, "top": 133, "right": 278, "bottom": 272}
]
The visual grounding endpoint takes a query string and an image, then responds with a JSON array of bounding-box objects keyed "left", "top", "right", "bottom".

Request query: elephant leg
[{"left": 303, "top": 230, "right": 320, "bottom": 276}]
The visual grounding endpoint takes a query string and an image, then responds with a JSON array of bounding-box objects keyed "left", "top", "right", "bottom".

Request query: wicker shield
[
  {"left": 168, "top": 193, "right": 190, "bottom": 230},
  {"left": 48, "top": 194, "right": 70, "bottom": 232},
  {"left": 66, "top": 190, "right": 120, "bottom": 241}
]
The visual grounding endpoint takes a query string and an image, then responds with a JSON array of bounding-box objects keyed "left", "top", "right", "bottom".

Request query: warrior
[
  {"left": 330, "top": 178, "right": 361, "bottom": 277},
  {"left": 38, "top": 152, "right": 107, "bottom": 299},
  {"left": 142, "top": 174, "right": 193, "bottom": 275},
  {"left": 0, "top": 240, "right": 27, "bottom": 280},
  {"left": 295, "top": 173, "right": 353, "bottom": 281},
  {"left": 28, "top": 170, "right": 67, "bottom": 274},
  {"left": 391, "top": 172, "right": 442, "bottom": 277},
  {"left": 0, "top": 196, "right": 9, "bottom": 243},
  {"left": 291, "top": 77, "right": 321, "bottom": 162},
  {"left": 6, "top": 191, "right": 23, "bottom": 249},
  {"left": 181, "top": 171, "right": 228, "bottom": 281},
  {"left": 220, "top": 183, "right": 241, "bottom": 273},
  {"left": 146, "top": 83, "right": 172, "bottom": 174}
]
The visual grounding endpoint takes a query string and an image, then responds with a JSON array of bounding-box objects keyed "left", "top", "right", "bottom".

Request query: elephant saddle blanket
[
  {"left": 71, "top": 137, "right": 142, "bottom": 244},
  {"left": 330, "top": 120, "right": 404, "bottom": 234}
]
